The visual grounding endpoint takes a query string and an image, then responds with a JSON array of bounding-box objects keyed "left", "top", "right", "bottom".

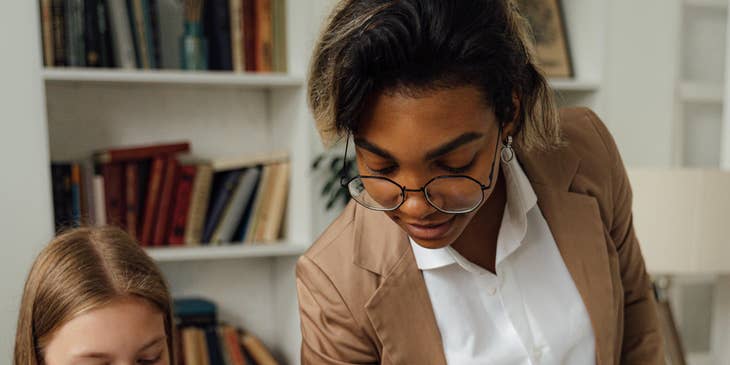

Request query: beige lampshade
[{"left": 628, "top": 168, "right": 730, "bottom": 274}]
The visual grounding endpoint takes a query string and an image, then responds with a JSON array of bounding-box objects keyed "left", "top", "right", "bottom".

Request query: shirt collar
[{"left": 410, "top": 157, "right": 538, "bottom": 271}]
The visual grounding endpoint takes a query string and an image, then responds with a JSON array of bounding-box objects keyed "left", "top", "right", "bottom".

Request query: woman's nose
[{"left": 398, "top": 187, "right": 437, "bottom": 220}]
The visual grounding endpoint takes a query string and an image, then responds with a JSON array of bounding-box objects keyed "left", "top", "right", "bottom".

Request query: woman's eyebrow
[
  {"left": 138, "top": 336, "right": 166, "bottom": 351},
  {"left": 425, "top": 132, "right": 483, "bottom": 160},
  {"left": 354, "top": 137, "right": 395, "bottom": 160}
]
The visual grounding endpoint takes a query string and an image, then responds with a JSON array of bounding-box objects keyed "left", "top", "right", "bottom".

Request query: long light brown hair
[{"left": 14, "top": 226, "right": 175, "bottom": 365}]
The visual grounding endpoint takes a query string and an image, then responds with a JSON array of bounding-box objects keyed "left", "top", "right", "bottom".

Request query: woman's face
[
  {"left": 356, "top": 86, "right": 510, "bottom": 249},
  {"left": 43, "top": 296, "right": 169, "bottom": 365}
]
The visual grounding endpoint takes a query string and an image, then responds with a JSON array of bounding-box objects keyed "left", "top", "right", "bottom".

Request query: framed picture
[{"left": 516, "top": 0, "right": 573, "bottom": 78}]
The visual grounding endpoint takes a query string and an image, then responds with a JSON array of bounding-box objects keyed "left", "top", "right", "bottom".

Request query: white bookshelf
[
  {"left": 42, "top": 68, "right": 304, "bottom": 88},
  {"left": 679, "top": 81, "right": 724, "bottom": 103},
  {"left": 34, "top": 1, "right": 325, "bottom": 364},
  {"left": 146, "top": 243, "right": 307, "bottom": 262}
]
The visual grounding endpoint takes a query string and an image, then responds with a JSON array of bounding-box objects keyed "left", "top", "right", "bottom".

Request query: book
[
  {"left": 52, "top": 0, "right": 67, "bottom": 66},
  {"left": 242, "top": 0, "right": 256, "bottom": 71},
  {"left": 102, "top": 162, "right": 125, "bottom": 228},
  {"left": 202, "top": 169, "right": 245, "bottom": 244},
  {"left": 41, "top": 0, "right": 55, "bottom": 67},
  {"left": 65, "top": 0, "right": 86, "bottom": 67},
  {"left": 204, "top": 326, "right": 225, "bottom": 365},
  {"left": 51, "top": 163, "right": 72, "bottom": 231},
  {"left": 92, "top": 167, "right": 107, "bottom": 226},
  {"left": 168, "top": 165, "right": 196, "bottom": 245},
  {"left": 140, "top": 156, "right": 165, "bottom": 245},
  {"left": 153, "top": 157, "right": 178, "bottom": 245},
  {"left": 129, "top": 0, "right": 151, "bottom": 68},
  {"left": 210, "top": 151, "right": 287, "bottom": 171},
  {"left": 70, "top": 163, "right": 82, "bottom": 226},
  {"left": 124, "top": 162, "right": 139, "bottom": 238},
  {"left": 184, "top": 163, "right": 214, "bottom": 245},
  {"left": 181, "top": 327, "right": 200, "bottom": 365},
  {"left": 220, "top": 326, "right": 248, "bottom": 365},
  {"left": 81, "top": 159, "right": 96, "bottom": 225},
  {"left": 83, "top": 0, "right": 102, "bottom": 67},
  {"left": 654, "top": 281, "right": 687, "bottom": 365},
  {"left": 272, "top": 0, "right": 287, "bottom": 73},
  {"left": 204, "top": 0, "right": 233, "bottom": 70},
  {"left": 108, "top": 0, "right": 136, "bottom": 68},
  {"left": 254, "top": 0, "right": 273, "bottom": 72},
  {"left": 244, "top": 164, "right": 273, "bottom": 242},
  {"left": 230, "top": 0, "right": 245, "bottom": 72},
  {"left": 259, "top": 161, "right": 289, "bottom": 242},
  {"left": 95, "top": 0, "right": 114, "bottom": 67},
  {"left": 240, "top": 333, "right": 279, "bottom": 365},
  {"left": 196, "top": 328, "right": 211, "bottom": 365},
  {"left": 210, "top": 167, "right": 261, "bottom": 244},
  {"left": 94, "top": 141, "right": 190, "bottom": 164},
  {"left": 231, "top": 167, "right": 261, "bottom": 242},
  {"left": 148, "top": 0, "right": 161, "bottom": 67}
]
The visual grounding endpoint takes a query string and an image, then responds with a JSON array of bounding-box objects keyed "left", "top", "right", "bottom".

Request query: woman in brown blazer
[{"left": 297, "top": 1, "right": 664, "bottom": 364}]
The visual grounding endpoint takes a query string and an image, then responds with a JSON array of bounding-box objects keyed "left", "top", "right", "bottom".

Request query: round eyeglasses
[{"left": 339, "top": 125, "right": 502, "bottom": 214}]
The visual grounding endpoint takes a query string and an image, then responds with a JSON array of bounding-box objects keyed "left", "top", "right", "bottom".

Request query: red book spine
[
  {"left": 153, "top": 158, "right": 180, "bottom": 246},
  {"left": 125, "top": 162, "right": 139, "bottom": 239},
  {"left": 140, "top": 157, "right": 166, "bottom": 246},
  {"left": 254, "top": 0, "right": 273, "bottom": 72},
  {"left": 243, "top": 0, "right": 256, "bottom": 71},
  {"left": 168, "top": 166, "right": 197, "bottom": 246},
  {"left": 102, "top": 163, "right": 125, "bottom": 228},
  {"left": 96, "top": 141, "right": 191, "bottom": 164}
]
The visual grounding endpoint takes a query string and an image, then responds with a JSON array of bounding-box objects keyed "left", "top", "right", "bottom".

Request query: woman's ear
[{"left": 501, "top": 93, "right": 520, "bottom": 140}]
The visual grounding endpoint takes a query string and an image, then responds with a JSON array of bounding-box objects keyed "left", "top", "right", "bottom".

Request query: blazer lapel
[
  {"left": 364, "top": 246, "right": 447, "bottom": 365},
  {"left": 518, "top": 147, "right": 615, "bottom": 365},
  {"left": 352, "top": 205, "right": 446, "bottom": 365}
]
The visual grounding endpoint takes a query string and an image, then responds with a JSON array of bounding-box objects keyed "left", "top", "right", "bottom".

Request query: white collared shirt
[{"left": 409, "top": 157, "right": 596, "bottom": 365}]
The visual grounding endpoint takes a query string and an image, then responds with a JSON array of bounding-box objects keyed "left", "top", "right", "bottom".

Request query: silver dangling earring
[{"left": 501, "top": 135, "right": 514, "bottom": 163}]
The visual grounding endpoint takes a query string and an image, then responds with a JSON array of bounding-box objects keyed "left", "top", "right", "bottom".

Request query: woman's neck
[{"left": 450, "top": 171, "right": 507, "bottom": 274}]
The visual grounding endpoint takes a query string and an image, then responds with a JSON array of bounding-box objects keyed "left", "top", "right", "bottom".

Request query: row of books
[
  {"left": 174, "top": 297, "right": 279, "bottom": 365},
  {"left": 51, "top": 141, "right": 290, "bottom": 246},
  {"left": 39, "top": 0, "right": 287, "bottom": 72}
]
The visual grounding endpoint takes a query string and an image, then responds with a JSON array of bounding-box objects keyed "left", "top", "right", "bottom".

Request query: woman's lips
[{"left": 404, "top": 216, "right": 455, "bottom": 241}]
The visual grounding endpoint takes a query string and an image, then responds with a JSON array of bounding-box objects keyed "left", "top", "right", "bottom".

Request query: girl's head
[
  {"left": 309, "top": 0, "right": 561, "bottom": 249},
  {"left": 14, "top": 226, "right": 174, "bottom": 365}
]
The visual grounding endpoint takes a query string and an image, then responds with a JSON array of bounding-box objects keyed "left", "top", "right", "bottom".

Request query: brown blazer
[{"left": 296, "top": 108, "right": 665, "bottom": 365}]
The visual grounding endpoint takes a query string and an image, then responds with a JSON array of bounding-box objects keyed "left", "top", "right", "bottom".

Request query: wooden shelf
[
  {"left": 549, "top": 78, "right": 601, "bottom": 92},
  {"left": 42, "top": 68, "right": 304, "bottom": 88},
  {"left": 146, "top": 242, "right": 307, "bottom": 262},
  {"left": 679, "top": 81, "right": 724, "bottom": 103},
  {"left": 684, "top": 0, "right": 728, "bottom": 9}
]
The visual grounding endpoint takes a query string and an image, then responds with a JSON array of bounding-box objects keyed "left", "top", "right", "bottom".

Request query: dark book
[
  {"left": 125, "top": 162, "right": 139, "bottom": 239},
  {"left": 168, "top": 165, "right": 197, "bottom": 245},
  {"left": 174, "top": 298, "right": 218, "bottom": 326},
  {"left": 96, "top": 0, "right": 114, "bottom": 67},
  {"left": 232, "top": 166, "right": 262, "bottom": 242},
  {"left": 51, "top": 163, "right": 73, "bottom": 231},
  {"left": 242, "top": 0, "right": 256, "bottom": 71},
  {"left": 204, "top": 326, "right": 226, "bottom": 365},
  {"left": 52, "top": 0, "right": 67, "bottom": 66},
  {"left": 70, "top": 163, "right": 82, "bottom": 226},
  {"left": 127, "top": 0, "right": 152, "bottom": 68},
  {"left": 124, "top": 0, "right": 142, "bottom": 67},
  {"left": 140, "top": 0, "right": 157, "bottom": 68},
  {"left": 140, "top": 157, "right": 165, "bottom": 245},
  {"left": 83, "top": 0, "right": 102, "bottom": 67},
  {"left": 201, "top": 170, "right": 244, "bottom": 244},
  {"left": 136, "top": 159, "right": 152, "bottom": 240},
  {"left": 148, "top": 0, "right": 161, "bottom": 68},
  {"left": 102, "top": 162, "right": 125, "bottom": 228},
  {"left": 94, "top": 141, "right": 190, "bottom": 164},
  {"left": 153, "top": 157, "right": 179, "bottom": 246},
  {"left": 65, "top": 0, "right": 86, "bottom": 66},
  {"left": 204, "top": 0, "right": 233, "bottom": 70}
]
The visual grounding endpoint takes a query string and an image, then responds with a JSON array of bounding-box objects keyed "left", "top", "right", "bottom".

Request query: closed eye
[
  {"left": 437, "top": 156, "right": 477, "bottom": 174},
  {"left": 366, "top": 164, "right": 398, "bottom": 175}
]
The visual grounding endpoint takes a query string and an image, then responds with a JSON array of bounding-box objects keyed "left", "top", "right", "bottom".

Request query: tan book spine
[
  {"left": 230, "top": 0, "right": 245, "bottom": 72},
  {"left": 245, "top": 164, "right": 273, "bottom": 243},
  {"left": 240, "top": 333, "right": 279, "bottom": 365},
  {"left": 196, "top": 328, "right": 211, "bottom": 365},
  {"left": 253, "top": 163, "right": 279, "bottom": 242},
  {"left": 262, "top": 162, "right": 289, "bottom": 242},
  {"left": 184, "top": 164, "right": 213, "bottom": 245},
  {"left": 182, "top": 328, "right": 198, "bottom": 365},
  {"left": 41, "top": 0, "right": 55, "bottom": 67}
]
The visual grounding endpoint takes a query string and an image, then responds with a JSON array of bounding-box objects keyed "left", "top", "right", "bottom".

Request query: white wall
[{"left": 0, "top": 1, "right": 54, "bottom": 361}]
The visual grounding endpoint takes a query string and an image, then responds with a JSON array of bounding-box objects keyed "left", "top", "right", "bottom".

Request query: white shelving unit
[{"left": 35, "top": 1, "right": 325, "bottom": 363}]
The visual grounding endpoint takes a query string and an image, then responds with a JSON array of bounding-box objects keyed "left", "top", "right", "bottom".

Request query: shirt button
[{"left": 487, "top": 286, "right": 497, "bottom": 295}]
